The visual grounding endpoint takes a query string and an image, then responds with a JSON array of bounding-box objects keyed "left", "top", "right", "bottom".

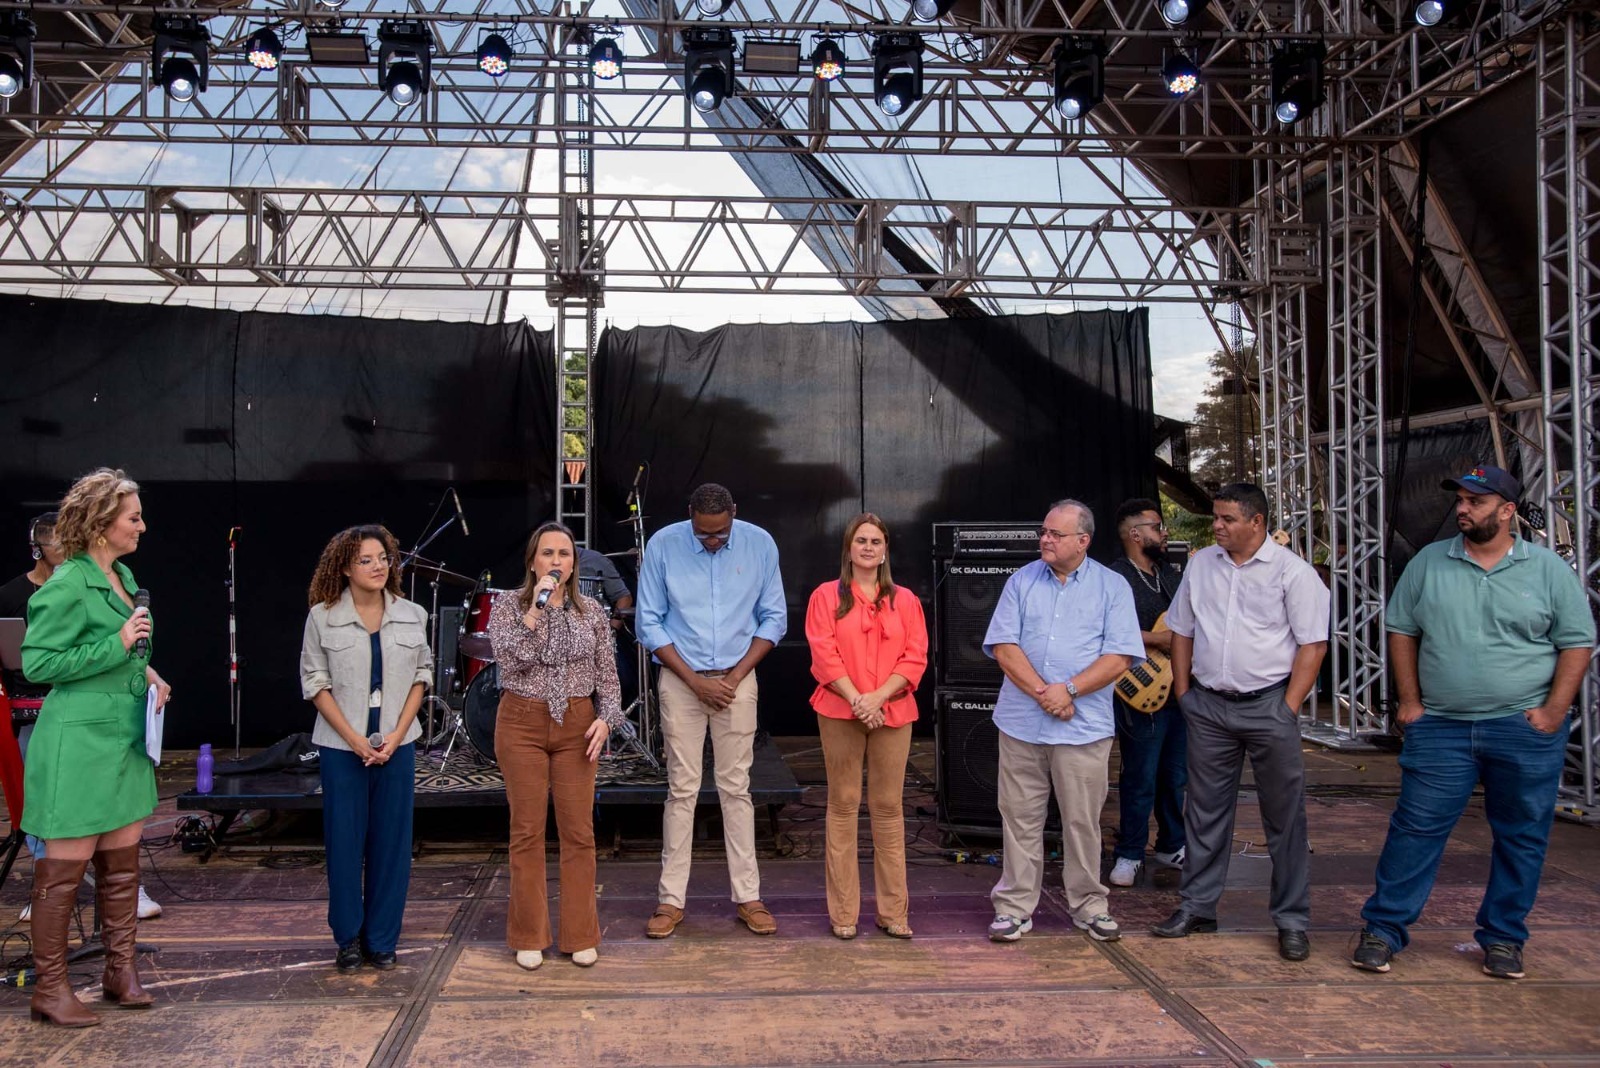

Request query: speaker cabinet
[
  {"left": 933, "top": 557, "right": 1031, "bottom": 687},
  {"left": 935, "top": 687, "right": 1058, "bottom": 836}
]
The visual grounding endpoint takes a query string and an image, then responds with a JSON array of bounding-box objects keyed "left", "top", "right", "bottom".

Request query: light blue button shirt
[
  {"left": 635, "top": 519, "right": 788, "bottom": 671},
  {"left": 982, "top": 557, "right": 1145, "bottom": 745}
]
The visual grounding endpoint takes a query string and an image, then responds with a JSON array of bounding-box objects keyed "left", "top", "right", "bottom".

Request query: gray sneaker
[
  {"left": 1482, "top": 942, "right": 1524, "bottom": 980},
  {"left": 988, "top": 914, "right": 1033, "bottom": 942},
  {"left": 1075, "top": 913, "right": 1122, "bottom": 942},
  {"left": 1351, "top": 932, "right": 1393, "bottom": 973}
]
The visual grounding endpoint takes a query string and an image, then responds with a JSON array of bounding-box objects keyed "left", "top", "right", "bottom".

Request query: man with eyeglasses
[
  {"left": 1106, "top": 498, "right": 1188, "bottom": 889},
  {"left": 635, "top": 483, "right": 787, "bottom": 939},
  {"left": 1153, "top": 482, "right": 1328, "bottom": 962},
  {"left": 982, "top": 499, "right": 1143, "bottom": 944}
]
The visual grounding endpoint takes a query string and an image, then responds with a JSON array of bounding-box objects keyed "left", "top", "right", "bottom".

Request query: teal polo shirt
[{"left": 1386, "top": 534, "right": 1596, "bottom": 720}]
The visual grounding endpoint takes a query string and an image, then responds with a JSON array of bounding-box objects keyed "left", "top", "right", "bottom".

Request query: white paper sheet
[{"left": 145, "top": 683, "right": 164, "bottom": 766}]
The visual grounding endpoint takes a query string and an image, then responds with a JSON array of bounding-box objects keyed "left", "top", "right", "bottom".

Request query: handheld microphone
[
  {"left": 534, "top": 569, "right": 561, "bottom": 609},
  {"left": 132, "top": 589, "right": 151, "bottom": 658},
  {"left": 450, "top": 488, "right": 470, "bottom": 536}
]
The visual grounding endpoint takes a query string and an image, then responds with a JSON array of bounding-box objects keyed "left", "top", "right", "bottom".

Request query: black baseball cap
[{"left": 1442, "top": 465, "right": 1522, "bottom": 502}]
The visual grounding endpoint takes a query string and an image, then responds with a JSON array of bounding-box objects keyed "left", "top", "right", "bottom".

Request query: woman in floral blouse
[{"left": 488, "top": 521, "right": 623, "bottom": 970}]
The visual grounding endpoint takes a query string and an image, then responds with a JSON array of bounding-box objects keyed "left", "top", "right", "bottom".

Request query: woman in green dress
[{"left": 21, "top": 468, "right": 171, "bottom": 1027}]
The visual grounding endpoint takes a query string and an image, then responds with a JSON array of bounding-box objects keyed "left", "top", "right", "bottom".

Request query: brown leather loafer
[
  {"left": 645, "top": 904, "right": 684, "bottom": 939},
  {"left": 736, "top": 900, "right": 777, "bottom": 935}
]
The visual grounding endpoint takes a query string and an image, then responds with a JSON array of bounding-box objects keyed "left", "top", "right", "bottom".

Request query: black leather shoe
[
  {"left": 1151, "top": 909, "right": 1218, "bottom": 938},
  {"left": 365, "top": 950, "right": 398, "bottom": 970},
  {"left": 1278, "top": 929, "right": 1311, "bottom": 961},
  {"left": 335, "top": 941, "right": 363, "bottom": 973}
]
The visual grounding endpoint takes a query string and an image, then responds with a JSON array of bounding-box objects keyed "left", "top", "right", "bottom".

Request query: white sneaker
[
  {"left": 18, "top": 902, "right": 31, "bottom": 923},
  {"left": 137, "top": 886, "right": 163, "bottom": 919},
  {"left": 1152, "top": 847, "right": 1186, "bottom": 868},
  {"left": 571, "top": 947, "right": 598, "bottom": 967},
  {"left": 1108, "top": 857, "right": 1142, "bottom": 887},
  {"left": 515, "top": 949, "right": 543, "bottom": 970}
]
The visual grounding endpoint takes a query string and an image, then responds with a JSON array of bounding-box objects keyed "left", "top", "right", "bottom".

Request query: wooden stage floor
[{"left": 1, "top": 737, "right": 1597, "bottom": 1067}]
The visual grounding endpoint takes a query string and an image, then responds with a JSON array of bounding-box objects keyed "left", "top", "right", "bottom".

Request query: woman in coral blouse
[{"left": 805, "top": 513, "right": 928, "bottom": 940}]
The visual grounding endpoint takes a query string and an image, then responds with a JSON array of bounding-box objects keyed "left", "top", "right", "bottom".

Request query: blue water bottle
[{"left": 196, "top": 743, "right": 214, "bottom": 795}]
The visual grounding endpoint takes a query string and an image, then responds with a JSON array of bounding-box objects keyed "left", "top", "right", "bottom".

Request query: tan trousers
[
  {"left": 990, "top": 730, "right": 1113, "bottom": 924},
  {"left": 656, "top": 670, "right": 760, "bottom": 908},
  {"left": 496, "top": 693, "right": 600, "bottom": 954},
  {"left": 817, "top": 715, "right": 913, "bottom": 928}
]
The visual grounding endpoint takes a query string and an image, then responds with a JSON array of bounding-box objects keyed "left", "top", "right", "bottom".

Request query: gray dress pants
[{"left": 1177, "top": 684, "right": 1311, "bottom": 930}]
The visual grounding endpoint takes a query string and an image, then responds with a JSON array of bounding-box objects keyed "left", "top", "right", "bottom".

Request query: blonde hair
[
  {"left": 836, "top": 513, "right": 896, "bottom": 620},
  {"left": 55, "top": 468, "right": 140, "bottom": 557}
]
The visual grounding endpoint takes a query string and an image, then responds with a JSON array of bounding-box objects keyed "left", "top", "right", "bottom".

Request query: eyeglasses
[
  {"left": 1037, "top": 527, "right": 1090, "bottom": 541},
  {"left": 692, "top": 530, "right": 731, "bottom": 543},
  {"left": 356, "top": 555, "right": 392, "bottom": 569},
  {"left": 1129, "top": 521, "right": 1168, "bottom": 533}
]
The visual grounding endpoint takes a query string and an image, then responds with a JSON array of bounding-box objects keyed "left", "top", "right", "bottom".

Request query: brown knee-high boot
[
  {"left": 93, "top": 846, "right": 154, "bottom": 1008},
  {"left": 28, "top": 857, "right": 99, "bottom": 1027}
]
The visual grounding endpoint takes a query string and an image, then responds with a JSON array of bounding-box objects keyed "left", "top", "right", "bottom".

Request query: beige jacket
[{"left": 300, "top": 589, "right": 432, "bottom": 751}]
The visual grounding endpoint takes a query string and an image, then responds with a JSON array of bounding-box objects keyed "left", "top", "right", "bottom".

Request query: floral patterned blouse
[{"left": 487, "top": 590, "right": 624, "bottom": 729}]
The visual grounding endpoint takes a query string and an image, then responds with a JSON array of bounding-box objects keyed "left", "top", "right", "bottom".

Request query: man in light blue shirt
[
  {"left": 635, "top": 483, "right": 787, "bottom": 938},
  {"left": 982, "top": 499, "right": 1143, "bottom": 944}
]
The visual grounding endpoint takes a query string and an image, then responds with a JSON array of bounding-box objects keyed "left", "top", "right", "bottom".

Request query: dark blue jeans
[
  {"left": 1113, "top": 701, "right": 1188, "bottom": 861},
  {"left": 321, "top": 736, "right": 415, "bottom": 954},
  {"left": 1361, "top": 711, "right": 1569, "bottom": 952}
]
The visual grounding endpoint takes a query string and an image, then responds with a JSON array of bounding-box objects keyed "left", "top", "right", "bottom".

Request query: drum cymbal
[
  {"left": 404, "top": 560, "right": 477, "bottom": 587},
  {"left": 603, "top": 548, "right": 638, "bottom": 558}
]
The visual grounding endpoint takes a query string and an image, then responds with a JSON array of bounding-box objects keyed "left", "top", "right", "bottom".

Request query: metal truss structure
[{"left": 0, "top": 0, "right": 1597, "bottom": 804}]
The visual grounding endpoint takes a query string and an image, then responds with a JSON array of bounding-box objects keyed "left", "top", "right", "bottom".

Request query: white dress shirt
[{"left": 1164, "top": 538, "right": 1329, "bottom": 692}]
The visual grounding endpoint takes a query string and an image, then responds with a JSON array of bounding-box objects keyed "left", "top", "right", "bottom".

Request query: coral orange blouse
[{"left": 805, "top": 580, "right": 929, "bottom": 727}]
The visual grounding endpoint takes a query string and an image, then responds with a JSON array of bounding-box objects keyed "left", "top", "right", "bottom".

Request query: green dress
[{"left": 20, "top": 554, "right": 158, "bottom": 839}]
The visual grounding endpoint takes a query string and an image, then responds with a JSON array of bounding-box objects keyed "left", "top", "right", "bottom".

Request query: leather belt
[
  {"left": 695, "top": 669, "right": 732, "bottom": 678},
  {"left": 1194, "top": 679, "right": 1288, "bottom": 703}
]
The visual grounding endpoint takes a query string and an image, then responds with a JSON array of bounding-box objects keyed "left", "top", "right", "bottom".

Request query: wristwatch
[{"left": 1065, "top": 680, "right": 1079, "bottom": 698}]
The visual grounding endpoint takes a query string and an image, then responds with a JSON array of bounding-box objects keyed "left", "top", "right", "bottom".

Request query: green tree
[{"left": 1189, "top": 344, "right": 1261, "bottom": 490}]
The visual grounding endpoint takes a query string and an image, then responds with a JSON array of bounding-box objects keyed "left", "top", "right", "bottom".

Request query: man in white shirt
[{"left": 1152, "top": 483, "right": 1329, "bottom": 961}]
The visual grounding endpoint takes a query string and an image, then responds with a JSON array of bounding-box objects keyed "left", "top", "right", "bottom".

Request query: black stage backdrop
[
  {"left": 0, "top": 293, "right": 555, "bottom": 748},
  {"left": 593, "top": 310, "right": 1155, "bottom": 735}
]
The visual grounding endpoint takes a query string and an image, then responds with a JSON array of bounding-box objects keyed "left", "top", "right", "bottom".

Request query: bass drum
[{"left": 463, "top": 663, "right": 501, "bottom": 764}]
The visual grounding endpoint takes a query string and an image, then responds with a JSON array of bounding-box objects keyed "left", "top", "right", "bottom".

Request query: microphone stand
[
  {"left": 609, "top": 471, "right": 659, "bottom": 765},
  {"left": 401, "top": 508, "right": 460, "bottom": 750},
  {"left": 226, "top": 527, "right": 242, "bottom": 758}
]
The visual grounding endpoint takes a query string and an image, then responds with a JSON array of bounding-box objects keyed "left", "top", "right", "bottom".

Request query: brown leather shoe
[
  {"left": 94, "top": 845, "right": 154, "bottom": 1008},
  {"left": 28, "top": 857, "right": 100, "bottom": 1027},
  {"left": 736, "top": 900, "right": 777, "bottom": 935},
  {"left": 645, "top": 904, "right": 684, "bottom": 939}
]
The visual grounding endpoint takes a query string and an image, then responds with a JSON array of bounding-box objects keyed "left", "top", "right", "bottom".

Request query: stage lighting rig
[
  {"left": 377, "top": 21, "right": 433, "bottom": 107},
  {"left": 694, "top": 0, "right": 734, "bottom": 15},
  {"left": 153, "top": 15, "right": 210, "bottom": 103},
  {"left": 1413, "top": 0, "right": 1466, "bottom": 26},
  {"left": 1270, "top": 41, "right": 1324, "bottom": 125},
  {"left": 910, "top": 0, "right": 957, "bottom": 22},
  {"left": 245, "top": 27, "right": 283, "bottom": 73},
  {"left": 477, "top": 33, "right": 512, "bottom": 79},
  {"left": 811, "top": 37, "right": 845, "bottom": 82},
  {"left": 317, "top": 0, "right": 349, "bottom": 9},
  {"left": 1159, "top": 0, "right": 1191, "bottom": 26},
  {"left": 1053, "top": 39, "right": 1104, "bottom": 121},
  {"left": 1162, "top": 51, "right": 1199, "bottom": 95},
  {"left": 590, "top": 36, "right": 623, "bottom": 80},
  {"left": 872, "top": 32, "right": 923, "bottom": 116},
  {"left": 683, "top": 26, "right": 735, "bottom": 114},
  {"left": 0, "top": 12, "right": 36, "bottom": 100}
]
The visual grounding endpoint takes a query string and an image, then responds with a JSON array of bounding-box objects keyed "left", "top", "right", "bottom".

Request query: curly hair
[
  {"left": 55, "top": 468, "right": 140, "bottom": 557},
  {"left": 308, "top": 525, "right": 403, "bottom": 607},
  {"left": 517, "top": 521, "right": 588, "bottom": 614},
  {"left": 835, "top": 513, "right": 897, "bottom": 620}
]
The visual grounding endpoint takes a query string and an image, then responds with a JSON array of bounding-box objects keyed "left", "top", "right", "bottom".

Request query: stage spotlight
[
  {"left": 811, "top": 37, "right": 845, "bottom": 81},
  {"left": 0, "top": 12, "right": 37, "bottom": 99},
  {"left": 477, "top": 33, "right": 511, "bottom": 78},
  {"left": 1159, "top": 0, "right": 1191, "bottom": 25},
  {"left": 1413, "top": 0, "right": 1465, "bottom": 25},
  {"left": 1270, "top": 41, "right": 1324, "bottom": 125},
  {"left": 153, "top": 15, "right": 210, "bottom": 103},
  {"left": 246, "top": 27, "right": 283, "bottom": 72},
  {"left": 694, "top": 0, "right": 733, "bottom": 15},
  {"left": 1163, "top": 51, "right": 1199, "bottom": 95},
  {"left": 317, "top": 0, "right": 349, "bottom": 9},
  {"left": 1053, "top": 39, "right": 1104, "bottom": 121},
  {"left": 910, "top": 0, "right": 957, "bottom": 22},
  {"left": 378, "top": 21, "right": 433, "bottom": 107},
  {"left": 872, "top": 32, "right": 923, "bottom": 116},
  {"left": 683, "top": 26, "right": 734, "bottom": 113},
  {"left": 590, "top": 37, "right": 623, "bottom": 80}
]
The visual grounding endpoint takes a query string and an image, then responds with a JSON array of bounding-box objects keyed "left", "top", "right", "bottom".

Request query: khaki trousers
[
  {"left": 657, "top": 670, "right": 760, "bottom": 908},
  {"left": 990, "top": 730, "right": 1113, "bottom": 924},
  {"left": 496, "top": 693, "right": 600, "bottom": 954},
  {"left": 817, "top": 715, "right": 913, "bottom": 927}
]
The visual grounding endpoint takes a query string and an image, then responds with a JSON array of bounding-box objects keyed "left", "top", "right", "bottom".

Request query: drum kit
[{"left": 399, "top": 497, "right": 660, "bottom": 773}]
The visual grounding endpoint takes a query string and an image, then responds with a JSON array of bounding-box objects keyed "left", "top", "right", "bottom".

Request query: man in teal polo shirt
[{"left": 1352, "top": 466, "right": 1595, "bottom": 980}]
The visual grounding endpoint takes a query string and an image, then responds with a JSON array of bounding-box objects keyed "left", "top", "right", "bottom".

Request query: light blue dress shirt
[
  {"left": 635, "top": 519, "right": 788, "bottom": 671},
  {"left": 982, "top": 557, "right": 1145, "bottom": 746}
]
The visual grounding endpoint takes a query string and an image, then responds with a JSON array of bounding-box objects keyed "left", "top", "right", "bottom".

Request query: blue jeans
[
  {"left": 1361, "top": 711, "right": 1569, "bottom": 952},
  {"left": 1113, "top": 701, "right": 1187, "bottom": 861},
  {"left": 320, "top": 733, "right": 415, "bottom": 954}
]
